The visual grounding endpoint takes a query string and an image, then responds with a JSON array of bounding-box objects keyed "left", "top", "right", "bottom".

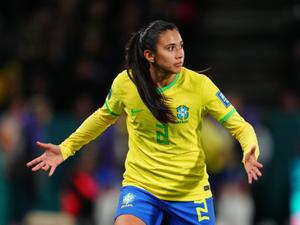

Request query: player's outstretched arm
[
  {"left": 244, "top": 146, "right": 263, "bottom": 184},
  {"left": 26, "top": 141, "right": 64, "bottom": 176}
]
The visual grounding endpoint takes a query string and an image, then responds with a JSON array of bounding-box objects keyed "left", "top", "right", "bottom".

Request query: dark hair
[{"left": 125, "top": 20, "right": 178, "bottom": 124}]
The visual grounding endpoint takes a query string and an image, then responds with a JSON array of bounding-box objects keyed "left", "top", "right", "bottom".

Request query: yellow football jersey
[{"left": 60, "top": 67, "right": 259, "bottom": 201}]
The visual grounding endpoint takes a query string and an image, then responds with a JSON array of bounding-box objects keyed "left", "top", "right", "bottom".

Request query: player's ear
[{"left": 144, "top": 50, "right": 155, "bottom": 63}]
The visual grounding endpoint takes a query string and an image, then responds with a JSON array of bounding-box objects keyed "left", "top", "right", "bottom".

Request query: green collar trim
[{"left": 157, "top": 72, "right": 180, "bottom": 93}]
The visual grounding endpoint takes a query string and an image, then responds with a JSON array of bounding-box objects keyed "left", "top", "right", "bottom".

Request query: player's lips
[{"left": 174, "top": 62, "right": 183, "bottom": 67}]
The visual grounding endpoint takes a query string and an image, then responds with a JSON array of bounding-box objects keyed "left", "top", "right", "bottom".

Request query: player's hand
[
  {"left": 244, "top": 146, "right": 263, "bottom": 184},
  {"left": 26, "top": 141, "right": 64, "bottom": 176}
]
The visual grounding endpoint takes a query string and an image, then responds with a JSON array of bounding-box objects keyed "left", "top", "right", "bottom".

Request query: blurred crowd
[{"left": 0, "top": 0, "right": 300, "bottom": 225}]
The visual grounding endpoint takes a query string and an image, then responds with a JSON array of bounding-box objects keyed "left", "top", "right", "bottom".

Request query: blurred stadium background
[{"left": 0, "top": 0, "right": 299, "bottom": 225}]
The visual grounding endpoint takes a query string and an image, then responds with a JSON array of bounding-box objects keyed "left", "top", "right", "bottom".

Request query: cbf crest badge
[
  {"left": 121, "top": 193, "right": 135, "bottom": 208},
  {"left": 176, "top": 105, "right": 189, "bottom": 123}
]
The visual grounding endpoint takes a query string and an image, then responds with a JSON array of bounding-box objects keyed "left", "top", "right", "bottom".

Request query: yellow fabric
[
  {"left": 223, "top": 112, "right": 260, "bottom": 163},
  {"left": 59, "top": 67, "right": 259, "bottom": 201},
  {"left": 59, "top": 107, "right": 118, "bottom": 160}
]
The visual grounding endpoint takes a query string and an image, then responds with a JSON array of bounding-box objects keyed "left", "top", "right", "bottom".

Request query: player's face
[{"left": 153, "top": 29, "right": 184, "bottom": 74}]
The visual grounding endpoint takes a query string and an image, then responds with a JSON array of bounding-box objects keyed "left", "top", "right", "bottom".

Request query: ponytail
[{"left": 125, "top": 20, "right": 178, "bottom": 124}]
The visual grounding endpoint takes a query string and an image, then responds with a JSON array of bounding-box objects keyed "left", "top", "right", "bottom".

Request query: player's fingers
[
  {"left": 247, "top": 171, "right": 253, "bottom": 184},
  {"left": 32, "top": 161, "right": 45, "bottom": 171},
  {"left": 248, "top": 175, "right": 252, "bottom": 184},
  {"left": 253, "top": 167, "right": 262, "bottom": 177},
  {"left": 252, "top": 170, "right": 258, "bottom": 181},
  {"left": 42, "top": 164, "right": 50, "bottom": 171},
  {"left": 49, "top": 166, "right": 56, "bottom": 176},
  {"left": 26, "top": 157, "right": 42, "bottom": 167},
  {"left": 254, "top": 161, "right": 263, "bottom": 168},
  {"left": 36, "top": 141, "right": 51, "bottom": 149}
]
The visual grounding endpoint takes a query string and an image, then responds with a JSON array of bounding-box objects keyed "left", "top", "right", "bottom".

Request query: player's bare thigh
[{"left": 115, "top": 214, "right": 146, "bottom": 225}]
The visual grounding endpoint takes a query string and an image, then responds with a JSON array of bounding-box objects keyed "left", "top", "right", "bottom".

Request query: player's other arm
[
  {"left": 200, "top": 74, "right": 263, "bottom": 184},
  {"left": 59, "top": 106, "right": 119, "bottom": 160},
  {"left": 27, "top": 74, "right": 125, "bottom": 176},
  {"left": 26, "top": 105, "right": 120, "bottom": 176},
  {"left": 223, "top": 112, "right": 263, "bottom": 184}
]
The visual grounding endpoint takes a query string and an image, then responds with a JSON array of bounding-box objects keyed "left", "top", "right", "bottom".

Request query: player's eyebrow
[{"left": 165, "top": 40, "right": 184, "bottom": 47}]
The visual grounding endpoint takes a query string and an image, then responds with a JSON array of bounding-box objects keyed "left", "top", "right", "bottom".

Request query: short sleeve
[
  {"left": 105, "top": 76, "right": 125, "bottom": 116},
  {"left": 202, "top": 76, "right": 236, "bottom": 124}
]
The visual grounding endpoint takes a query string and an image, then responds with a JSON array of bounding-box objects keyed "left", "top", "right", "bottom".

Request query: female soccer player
[{"left": 27, "top": 20, "right": 263, "bottom": 225}]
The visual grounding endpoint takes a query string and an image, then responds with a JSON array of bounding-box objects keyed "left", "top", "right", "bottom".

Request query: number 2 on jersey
[
  {"left": 194, "top": 199, "right": 210, "bottom": 222},
  {"left": 156, "top": 123, "right": 169, "bottom": 144}
]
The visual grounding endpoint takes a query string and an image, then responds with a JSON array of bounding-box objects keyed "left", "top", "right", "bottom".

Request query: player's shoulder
[
  {"left": 114, "top": 69, "right": 131, "bottom": 82},
  {"left": 113, "top": 69, "right": 133, "bottom": 87},
  {"left": 181, "top": 67, "right": 210, "bottom": 85}
]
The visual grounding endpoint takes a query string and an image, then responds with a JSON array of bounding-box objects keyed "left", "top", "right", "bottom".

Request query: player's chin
[
  {"left": 172, "top": 65, "right": 182, "bottom": 73},
  {"left": 161, "top": 64, "right": 182, "bottom": 74}
]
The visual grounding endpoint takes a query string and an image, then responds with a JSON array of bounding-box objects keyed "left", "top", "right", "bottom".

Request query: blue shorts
[{"left": 115, "top": 185, "right": 216, "bottom": 225}]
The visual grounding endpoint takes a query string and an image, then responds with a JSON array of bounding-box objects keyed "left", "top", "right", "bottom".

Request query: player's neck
[{"left": 150, "top": 67, "right": 175, "bottom": 88}]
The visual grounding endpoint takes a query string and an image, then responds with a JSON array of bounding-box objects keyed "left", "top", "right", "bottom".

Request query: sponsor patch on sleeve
[{"left": 216, "top": 91, "right": 231, "bottom": 108}]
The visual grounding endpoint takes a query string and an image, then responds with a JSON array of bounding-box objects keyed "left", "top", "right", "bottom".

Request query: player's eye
[{"left": 166, "top": 45, "right": 175, "bottom": 51}]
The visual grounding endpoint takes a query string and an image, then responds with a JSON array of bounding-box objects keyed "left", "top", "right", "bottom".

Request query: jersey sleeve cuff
[{"left": 59, "top": 144, "right": 73, "bottom": 160}]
